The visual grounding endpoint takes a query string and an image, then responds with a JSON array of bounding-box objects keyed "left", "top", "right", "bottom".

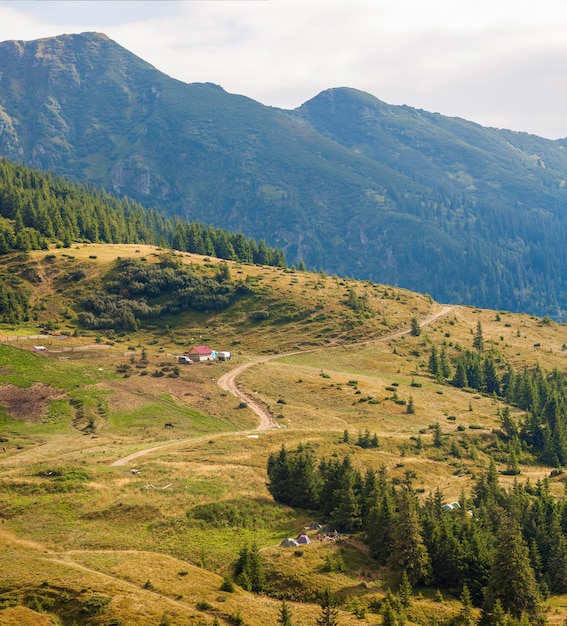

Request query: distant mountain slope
[{"left": 1, "top": 33, "right": 567, "bottom": 318}]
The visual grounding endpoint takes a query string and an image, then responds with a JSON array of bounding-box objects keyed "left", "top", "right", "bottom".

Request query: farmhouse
[{"left": 186, "top": 345, "right": 214, "bottom": 362}]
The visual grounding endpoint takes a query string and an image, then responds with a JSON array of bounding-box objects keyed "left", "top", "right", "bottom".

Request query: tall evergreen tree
[
  {"left": 458, "top": 584, "right": 476, "bottom": 626},
  {"left": 483, "top": 516, "right": 542, "bottom": 622},
  {"left": 473, "top": 321, "right": 485, "bottom": 352},
  {"left": 316, "top": 587, "right": 339, "bottom": 626},
  {"left": 390, "top": 487, "right": 431, "bottom": 585}
]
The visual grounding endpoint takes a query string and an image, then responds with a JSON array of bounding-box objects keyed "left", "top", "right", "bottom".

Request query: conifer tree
[
  {"left": 428, "top": 346, "right": 440, "bottom": 378},
  {"left": 473, "top": 321, "right": 484, "bottom": 352},
  {"left": 316, "top": 587, "right": 339, "bottom": 626},
  {"left": 489, "top": 599, "right": 507, "bottom": 626},
  {"left": 398, "top": 570, "right": 412, "bottom": 607},
  {"left": 453, "top": 361, "right": 468, "bottom": 388},
  {"left": 410, "top": 317, "right": 421, "bottom": 336},
  {"left": 440, "top": 346, "right": 452, "bottom": 380},
  {"left": 278, "top": 600, "right": 293, "bottom": 626},
  {"left": 366, "top": 486, "right": 397, "bottom": 564},
  {"left": 390, "top": 487, "right": 431, "bottom": 585},
  {"left": 547, "top": 515, "right": 567, "bottom": 593},
  {"left": 380, "top": 589, "right": 402, "bottom": 626},
  {"left": 330, "top": 471, "right": 361, "bottom": 532},
  {"left": 459, "top": 584, "right": 476, "bottom": 626},
  {"left": 483, "top": 517, "right": 542, "bottom": 622}
]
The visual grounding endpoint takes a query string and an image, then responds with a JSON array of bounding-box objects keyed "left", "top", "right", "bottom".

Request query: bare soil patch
[{"left": 0, "top": 383, "right": 64, "bottom": 422}]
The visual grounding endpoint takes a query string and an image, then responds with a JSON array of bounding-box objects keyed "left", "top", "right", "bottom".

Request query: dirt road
[
  {"left": 111, "top": 305, "right": 453, "bottom": 465},
  {"left": 216, "top": 304, "right": 454, "bottom": 431}
]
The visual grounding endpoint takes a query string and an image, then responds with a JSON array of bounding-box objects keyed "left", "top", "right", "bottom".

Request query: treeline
[
  {"left": 78, "top": 257, "right": 252, "bottom": 330},
  {"left": 0, "top": 158, "right": 286, "bottom": 266},
  {"left": 267, "top": 445, "right": 567, "bottom": 624},
  {"left": 429, "top": 341, "right": 567, "bottom": 467},
  {"left": 0, "top": 283, "right": 31, "bottom": 324}
]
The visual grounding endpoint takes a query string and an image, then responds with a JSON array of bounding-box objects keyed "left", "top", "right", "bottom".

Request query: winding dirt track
[
  {"left": 216, "top": 305, "right": 453, "bottom": 430},
  {"left": 111, "top": 305, "right": 453, "bottom": 466}
]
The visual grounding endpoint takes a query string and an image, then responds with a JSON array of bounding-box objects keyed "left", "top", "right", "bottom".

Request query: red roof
[{"left": 188, "top": 345, "right": 213, "bottom": 355}]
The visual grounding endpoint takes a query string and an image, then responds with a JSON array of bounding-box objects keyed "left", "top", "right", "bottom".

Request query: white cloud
[{"left": 0, "top": 0, "right": 566, "bottom": 138}]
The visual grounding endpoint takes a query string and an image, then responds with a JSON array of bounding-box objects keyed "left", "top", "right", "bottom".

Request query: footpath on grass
[{"left": 111, "top": 305, "right": 453, "bottom": 466}]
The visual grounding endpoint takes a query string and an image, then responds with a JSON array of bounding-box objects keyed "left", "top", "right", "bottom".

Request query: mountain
[{"left": 1, "top": 32, "right": 567, "bottom": 318}]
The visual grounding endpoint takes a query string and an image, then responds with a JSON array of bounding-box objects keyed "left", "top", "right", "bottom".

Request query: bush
[
  {"left": 79, "top": 595, "right": 112, "bottom": 614},
  {"left": 196, "top": 601, "right": 213, "bottom": 611}
]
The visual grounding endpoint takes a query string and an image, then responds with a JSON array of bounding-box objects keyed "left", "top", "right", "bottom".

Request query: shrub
[
  {"left": 196, "top": 601, "right": 213, "bottom": 611},
  {"left": 220, "top": 577, "right": 235, "bottom": 592},
  {"left": 79, "top": 595, "right": 112, "bottom": 614}
]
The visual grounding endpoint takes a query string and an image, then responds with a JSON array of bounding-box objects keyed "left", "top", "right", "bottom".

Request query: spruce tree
[
  {"left": 428, "top": 346, "right": 440, "bottom": 377},
  {"left": 547, "top": 515, "right": 567, "bottom": 593},
  {"left": 440, "top": 346, "right": 452, "bottom": 380},
  {"left": 278, "top": 600, "right": 293, "bottom": 626},
  {"left": 453, "top": 361, "right": 468, "bottom": 388},
  {"left": 390, "top": 487, "right": 431, "bottom": 585},
  {"left": 380, "top": 589, "right": 402, "bottom": 626},
  {"left": 316, "top": 587, "right": 339, "bottom": 626},
  {"left": 473, "top": 321, "right": 484, "bottom": 352},
  {"left": 398, "top": 569, "right": 412, "bottom": 607},
  {"left": 366, "top": 487, "right": 397, "bottom": 564},
  {"left": 483, "top": 517, "right": 542, "bottom": 622},
  {"left": 459, "top": 584, "right": 476, "bottom": 625},
  {"left": 410, "top": 317, "right": 421, "bottom": 336}
]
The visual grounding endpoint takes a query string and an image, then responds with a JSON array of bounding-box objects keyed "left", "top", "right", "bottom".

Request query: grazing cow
[{"left": 164, "top": 422, "right": 174, "bottom": 429}]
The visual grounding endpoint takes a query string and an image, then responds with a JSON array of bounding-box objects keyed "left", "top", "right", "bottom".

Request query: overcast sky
[{"left": 1, "top": 0, "right": 566, "bottom": 139}]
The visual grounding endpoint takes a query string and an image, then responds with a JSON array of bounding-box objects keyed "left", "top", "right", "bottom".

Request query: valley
[{"left": 1, "top": 244, "right": 567, "bottom": 624}]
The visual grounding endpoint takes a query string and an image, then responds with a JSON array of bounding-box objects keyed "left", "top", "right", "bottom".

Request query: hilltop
[
  {"left": 2, "top": 34, "right": 567, "bottom": 316},
  {"left": 1, "top": 244, "right": 567, "bottom": 624}
]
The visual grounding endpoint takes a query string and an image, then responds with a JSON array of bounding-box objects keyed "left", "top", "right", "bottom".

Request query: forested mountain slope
[
  {"left": 0, "top": 158, "right": 284, "bottom": 264},
  {"left": 1, "top": 33, "right": 567, "bottom": 317}
]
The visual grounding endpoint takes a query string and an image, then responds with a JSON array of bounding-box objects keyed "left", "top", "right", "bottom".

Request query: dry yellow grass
[{"left": 2, "top": 245, "right": 567, "bottom": 623}]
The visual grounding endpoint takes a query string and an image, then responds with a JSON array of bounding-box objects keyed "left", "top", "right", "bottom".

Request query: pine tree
[
  {"left": 428, "top": 346, "right": 440, "bottom": 377},
  {"left": 234, "top": 543, "right": 265, "bottom": 593},
  {"left": 381, "top": 589, "right": 402, "bottom": 626},
  {"left": 390, "top": 487, "right": 431, "bottom": 585},
  {"left": 316, "top": 587, "right": 339, "bottom": 626},
  {"left": 473, "top": 321, "right": 484, "bottom": 352},
  {"left": 440, "top": 346, "right": 452, "bottom": 380},
  {"left": 547, "top": 515, "right": 567, "bottom": 593},
  {"left": 483, "top": 516, "right": 542, "bottom": 621},
  {"left": 489, "top": 599, "right": 507, "bottom": 626},
  {"left": 330, "top": 471, "right": 361, "bottom": 532},
  {"left": 453, "top": 361, "right": 468, "bottom": 388},
  {"left": 278, "top": 600, "right": 293, "bottom": 626},
  {"left": 398, "top": 570, "right": 412, "bottom": 607},
  {"left": 410, "top": 317, "right": 421, "bottom": 336},
  {"left": 459, "top": 584, "right": 476, "bottom": 625},
  {"left": 366, "top": 486, "right": 397, "bottom": 564}
]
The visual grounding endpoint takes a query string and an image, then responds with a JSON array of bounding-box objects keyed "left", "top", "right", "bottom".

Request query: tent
[
  {"left": 280, "top": 538, "right": 299, "bottom": 547},
  {"left": 296, "top": 534, "right": 311, "bottom": 544}
]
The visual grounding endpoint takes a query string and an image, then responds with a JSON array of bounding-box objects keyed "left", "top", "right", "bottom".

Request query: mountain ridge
[{"left": 2, "top": 32, "right": 567, "bottom": 318}]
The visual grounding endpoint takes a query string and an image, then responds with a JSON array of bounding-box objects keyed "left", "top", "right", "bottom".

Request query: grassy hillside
[{"left": 1, "top": 245, "right": 567, "bottom": 624}]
